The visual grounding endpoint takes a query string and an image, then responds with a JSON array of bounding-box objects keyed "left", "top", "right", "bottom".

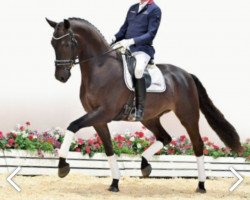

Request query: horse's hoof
[
  {"left": 196, "top": 188, "right": 207, "bottom": 193},
  {"left": 141, "top": 164, "right": 152, "bottom": 177},
  {"left": 108, "top": 186, "right": 119, "bottom": 192},
  {"left": 58, "top": 163, "right": 70, "bottom": 178}
]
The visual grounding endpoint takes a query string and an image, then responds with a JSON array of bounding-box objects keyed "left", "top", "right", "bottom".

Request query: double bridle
[
  {"left": 52, "top": 30, "right": 79, "bottom": 69},
  {"left": 52, "top": 29, "right": 118, "bottom": 69}
]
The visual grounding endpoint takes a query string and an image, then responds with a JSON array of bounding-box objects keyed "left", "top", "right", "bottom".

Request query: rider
[{"left": 112, "top": 0, "right": 162, "bottom": 121}]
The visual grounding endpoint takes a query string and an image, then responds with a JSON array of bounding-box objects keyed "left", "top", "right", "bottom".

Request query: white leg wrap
[
  {"left": 196, "top": 156, "right": 206, "bottom": 182},
  {"left": 142, "top": 141, "right": 163, "bottom": 161},
  {"left": 58, "top": 130, "right": 75, "bottom": 158},
  {"left": 107, "top": 155, "right": 121, "bottom": 180}
]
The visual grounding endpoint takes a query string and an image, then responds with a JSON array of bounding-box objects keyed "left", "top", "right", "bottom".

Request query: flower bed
[{"left": 0, "top": 122, "right": 250, "bottom": 160}]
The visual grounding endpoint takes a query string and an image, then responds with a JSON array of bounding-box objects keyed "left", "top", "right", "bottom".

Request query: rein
[{"left": 52, "top": 31, "right": 119, "bottom": 69}]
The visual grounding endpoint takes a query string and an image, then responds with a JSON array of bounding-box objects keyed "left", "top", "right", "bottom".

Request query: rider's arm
[
  {"left": 133, "top": 8, "right": 162, "bottom": 45},
  {"left": 114, "top": 9, "right": 130, "bottom": 42}
]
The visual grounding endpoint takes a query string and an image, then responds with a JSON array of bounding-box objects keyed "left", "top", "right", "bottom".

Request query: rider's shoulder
[{"left": 128, "top": 3, "right": 139, "bottom": 10}]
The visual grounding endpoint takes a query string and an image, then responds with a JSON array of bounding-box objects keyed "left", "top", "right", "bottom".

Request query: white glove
[
  {"left": 110, "top": 36, "right": 116, "bottom": 45},
  {"left": 112, "top": 36, "right": 116, "bottom": 43},
  {"left": 112, "top": 39, "right": 135, "bottom": 50}
]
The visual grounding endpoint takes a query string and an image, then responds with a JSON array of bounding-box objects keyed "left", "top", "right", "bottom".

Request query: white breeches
[{"left": 132, "top": 51, "right": 151, "bottom": 79}]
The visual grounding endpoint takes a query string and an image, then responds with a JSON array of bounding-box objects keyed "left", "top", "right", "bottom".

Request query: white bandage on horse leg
[
  {"left": 58, "top": 130, "right": 75, "bottom": 158},
  {"left": 196, "top": 156, "right": 206, "bottom": 182},
  {"left": 142, "top": 140, "right": 163, "bottom": 161},
  {"left": 107, "top": 155, "right": 121, "bottom": 180}
]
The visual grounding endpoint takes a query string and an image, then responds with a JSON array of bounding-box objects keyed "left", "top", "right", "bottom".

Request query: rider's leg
[{"left": 133, "top": 51, "right": 151, "bottom": 121}]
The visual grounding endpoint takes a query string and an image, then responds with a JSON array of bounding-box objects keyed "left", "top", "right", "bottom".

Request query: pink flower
[
  {"left": 0, "top": 131, "right": 4, "bottom": 139},
  {"left": 180, "top": 135, "right": 186, "bottom": 142},
  {"left": 19, "top": 126, "right": 25, "bottom": 131},
  {"left": 26, "top": 121, "right": 31, "bottom": 126},
  {"left": 170, "top": 140, "right": 177, "bottom": 146},
  {"left": 247, "top": 155, "right": 250, "bottom": 160},
  {"left": 78, "top": 139, "right": 84, "bottom": 145},
  {"left": 203, "top": 149, "right": 209, "bottom": 155},
  {"left": 95, "top": 143, "right": 100, "bottom": 149},
  {"left": 202, "top": 137, "right": 209, "bottom": 142},
  {"left": 8, "top": 138, "right": 15, "bottom": 146},
  {"left": 88, "top": 139, "right": 95, "bottom": 145},
  {"left": 85, "top": 146, "right": 91, "bottom": 154},
  {"left": 213, "top": 145, "right": 219, "bottom": 150},
  {"left": 75, "top": 147, "right": 81, "bottom": 152}
]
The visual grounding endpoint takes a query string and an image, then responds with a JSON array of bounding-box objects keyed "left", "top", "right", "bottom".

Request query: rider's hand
[
  {"left": 110, "top": 36, "right": 116, "bottom": 46},
  {"left": 112, "top": 39, "right": 135, "bottom": 50}
]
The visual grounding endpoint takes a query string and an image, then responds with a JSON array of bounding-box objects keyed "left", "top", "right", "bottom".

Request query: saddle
[{"left": 124, "top": 50, "right": 152, "bottom": 88}]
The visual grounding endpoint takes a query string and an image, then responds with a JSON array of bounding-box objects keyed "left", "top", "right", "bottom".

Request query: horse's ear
[
  {"left": 64, "top": 19, "right": 70, "bottom": 29},
  {"left": 46, "top": 18, "right": 57, "bottom": 28}
]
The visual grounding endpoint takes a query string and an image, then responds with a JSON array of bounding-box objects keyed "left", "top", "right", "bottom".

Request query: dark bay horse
[{"left": 46, "top": 18, "right": 243, "bottom": 193}]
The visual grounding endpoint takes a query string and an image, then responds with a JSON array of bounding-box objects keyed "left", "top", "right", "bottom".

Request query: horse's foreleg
[
  {"left": 58, "top": 108, "right": 115, "bottom": 178},
  {"left": 94, "top": 124, "right": 120, "bottom": 192},
  {"left": 141, "top": 118, "right": 172, "bottom": 177}
]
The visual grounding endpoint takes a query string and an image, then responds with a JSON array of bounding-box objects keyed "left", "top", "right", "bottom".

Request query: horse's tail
[{"left": 191, "top": 74, "right": 241, "bottom": 152}]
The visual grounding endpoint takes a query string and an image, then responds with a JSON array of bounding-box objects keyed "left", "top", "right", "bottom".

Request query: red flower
[
  {"left": 115, "top": 135, "right": 125, "bottom": 142},
  {"left": 26, "top": 121, "right": 31, "bottom": 126},
  {"left": 136, "top": 132, "right": 144, "bottom": 138},
  {"left": 85, "top": 146, "right": 91, "bottom": 154},
  {"left": 19, "top": 126, "right": 25, "bottom": 131},
  {"left": 184, "top": 145, "right": 192, "bottom": 149},
  {"left": 170, "top": 140, "right": 177, "bottom": 146},
  {"left": 212, "top": 145, "right": 219, "bottom": 150},
  {"left": 167, "top": 149, "right": 175, "bottom": 155},
  {"left": 127, "top": 140, "right": 132, "bottom": 146},
  {"left": 180, "top": 135, "right": 186, "bottom": 142},
  {"left": 75, "top": 147, "right": 81, "bottom": 152},
  {"left": 8, "top": 138, "right": 15, "bottom": 146},
  {"left": 13, "top": 133, "right": 17, "bottom": 138},
  {"left": 203, "top": 149, "right": 209, "bottom": 155},
  {"left": 118, "top": 143, "right": 123, "bottom": 148},
  {"left": 78, "top": 139, "right": 84, "bottom": 145},
  {"left": 28, "top": 135, "right": 33, "bottom": 140},
  {"left": 202, "top": 137, "right": 209, "bottom": 142},
  {"left": 88, "top": 139, "right": 95, "bottom": 145},
  {"left": 47, "top": 138, "right": 54, "bottom": 144}
]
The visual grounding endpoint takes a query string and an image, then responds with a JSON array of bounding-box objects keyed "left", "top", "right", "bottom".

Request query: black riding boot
[{"left": 134, "top": 77, "right": 146, "bottom": 121}]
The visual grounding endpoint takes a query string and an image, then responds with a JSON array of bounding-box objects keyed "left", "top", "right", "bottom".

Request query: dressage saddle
[{"left": 124, "top": 50, "right": 152, "bottom": 88}]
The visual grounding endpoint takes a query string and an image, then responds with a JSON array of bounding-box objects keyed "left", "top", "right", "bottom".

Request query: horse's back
[{"left": 156, "top": 63, "right": 195, "bottom": 88}]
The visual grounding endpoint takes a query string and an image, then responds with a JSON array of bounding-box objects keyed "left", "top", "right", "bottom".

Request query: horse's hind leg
[
  {"left": 141, "top": 117, "right": 172, "bottom": 177},
  {"left": 94, "top": 124, "right": 120, "bottom": 192},
  {"left": 175, "top": 106, "right": 206, "bottom": 193}
]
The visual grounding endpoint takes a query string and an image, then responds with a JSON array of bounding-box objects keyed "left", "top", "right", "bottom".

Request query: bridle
[
  {"left": 52, "top": 29, "right": 119, "bottom": 70},
  {"left": 52, "top": 30, "right": 79, "bottom": 69}
]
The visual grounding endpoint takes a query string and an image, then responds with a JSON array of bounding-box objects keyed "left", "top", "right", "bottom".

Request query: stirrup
[{"left": 133, "top": 108, "right": 144, "bottom": 121}]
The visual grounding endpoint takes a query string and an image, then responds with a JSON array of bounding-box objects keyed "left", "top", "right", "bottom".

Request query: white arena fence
[{"left": 0, "top": 150, "right": 249, "bottom": 177}]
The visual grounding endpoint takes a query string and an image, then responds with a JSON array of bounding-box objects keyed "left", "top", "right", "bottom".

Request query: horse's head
[{"left": 46, "top": 18, "right": 78, "bottom": 83}]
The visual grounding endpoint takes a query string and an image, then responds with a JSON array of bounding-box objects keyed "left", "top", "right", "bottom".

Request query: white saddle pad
[{"left": 122, "top": 55, "right": 166, "bottom": 93}]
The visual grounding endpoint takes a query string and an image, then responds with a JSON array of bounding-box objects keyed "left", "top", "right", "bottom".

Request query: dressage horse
[{"left": 46, "top": 18, "right": 243, "bottom": 193}]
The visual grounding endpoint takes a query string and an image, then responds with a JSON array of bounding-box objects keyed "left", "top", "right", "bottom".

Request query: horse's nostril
[{"left": 60, "top": 77, "right": 65, "bottom": 82}]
